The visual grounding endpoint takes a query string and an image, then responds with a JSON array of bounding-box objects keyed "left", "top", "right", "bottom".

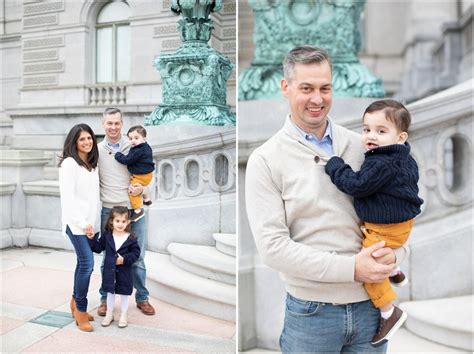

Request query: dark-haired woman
[{"left": 58, "top": 123, "right": 100, "bottom": 332}]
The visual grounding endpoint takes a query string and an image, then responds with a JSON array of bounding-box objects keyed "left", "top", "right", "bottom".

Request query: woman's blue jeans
[
  {"left": 66, "top": 225, "right": 94, "bottom": 312},
  {"left": 280, "top": 293, "right": 388, "bottom": 353}
]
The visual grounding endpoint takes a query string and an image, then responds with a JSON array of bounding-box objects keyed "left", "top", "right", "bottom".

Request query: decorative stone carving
[
  {"left": 214, "top": 154, "right": 228, "bottom": 186},
  {"left": 145, "top": 0, "right": 236, "bottom": 126},
  {"left": 158, "top": 159, "right": 178, "bottom": 200},
  {"left": 435, "top": 128, "right": 472, "bottom": 206},
  {"left": 239, "top": 0, "right": 385, "bottom": 100},
  {"left": 184, "top": 158, "right": 201, "bottom": 195}
]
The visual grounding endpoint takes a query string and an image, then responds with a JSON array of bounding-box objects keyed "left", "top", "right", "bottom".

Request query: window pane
[
  {"left": 97, "top": 1, "right": 130, "bottom": 24},
  {"left": 116, "top": 25, "right": 130, "bottom": 82},
  {"left": 96, "top": 27, "right": 113, "bottom": 83}
]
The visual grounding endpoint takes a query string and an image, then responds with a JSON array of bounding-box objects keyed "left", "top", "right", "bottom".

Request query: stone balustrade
[{"left": 87, "top": 85, "right": 127, "bottom": 105}]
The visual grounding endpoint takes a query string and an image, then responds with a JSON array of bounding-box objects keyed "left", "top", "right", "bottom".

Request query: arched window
[{"left": 96, "top": 1, "right": 130, "bottom": 83}]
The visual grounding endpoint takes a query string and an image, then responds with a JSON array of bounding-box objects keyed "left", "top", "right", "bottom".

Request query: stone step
[
  {"left": 400, "top": 295, "right": 473, "bottom": 351},
  {"left": 146, "top": 251, "right": 236, "bottom": 322},
  {"left": 168, "top": 243, "right": 236, "bottom": 285},
  {"left": 213, "top": 233, "right": 236, "bottom": 257}
]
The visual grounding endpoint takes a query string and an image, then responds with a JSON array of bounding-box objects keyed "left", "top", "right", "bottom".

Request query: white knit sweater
[
  {"left": 59, "top": 157, "right": 101, "bottom": 236},
  {"left": 246, "top": 117, "right": 407, "bottom": 304}
]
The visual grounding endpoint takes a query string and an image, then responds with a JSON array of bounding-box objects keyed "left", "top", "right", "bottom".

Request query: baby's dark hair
[
  {"left": 128, "top": 125, "right": 147, "bottom": 138},
  {"left": 364, "top": 99, "right": 411, "bottom": 133},
  {"left": 106, "top": 206, "right": 131, "bottom": 232}
]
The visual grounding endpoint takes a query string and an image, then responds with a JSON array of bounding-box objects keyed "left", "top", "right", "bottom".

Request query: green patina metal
[
  {"left": 239, "top": 0, "right": 385, "bottom": 100},
  {"left": 145, "top": 0, "right": 235, "bottom": 126}
]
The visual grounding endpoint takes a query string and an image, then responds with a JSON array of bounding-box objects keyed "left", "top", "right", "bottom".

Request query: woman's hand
[{"left": 84, "top": 224, "right": 94, "bottom": 238}]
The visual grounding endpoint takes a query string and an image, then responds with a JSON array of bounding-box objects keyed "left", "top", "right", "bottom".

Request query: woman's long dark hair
[{"left": 58, "top": 124, "right": 99, "bottom": 170}]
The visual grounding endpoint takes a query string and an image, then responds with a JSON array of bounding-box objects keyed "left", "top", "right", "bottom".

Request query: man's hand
[
  {"left": 129, "top": 183, "right": 143, "bottom": 197},
  {"left": 355, "top": 241, "right": 395, "bottom": 283},
  {"left": 84, "top": 224, "right": 94, "bottom": 238},
  {"left": 116, "top": 254, "right": 124, "bottom": 265},
  {"left": 372, "top": 246, "right": 396, "bottom": 265}
]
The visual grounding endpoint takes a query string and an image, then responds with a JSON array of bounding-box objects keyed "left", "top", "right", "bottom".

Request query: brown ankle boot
[
  {"left": 70, "top": 296, "right": 94, "bottom": 321},
  {"left": 74, "top": 310, "right": 94, "bottom": 332}
]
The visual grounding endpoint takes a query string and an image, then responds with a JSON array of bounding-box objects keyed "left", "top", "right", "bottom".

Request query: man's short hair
[
  {"left": 103, "top": 107, "right": 122, "bottom": 120},
  {"left": 364, "top": 99, "right": 411, "bottom": 133},
  {"left": 128, "top": 125, "right": 147, "bottom": 138},
  {"left": 283, "top": 45, "right": 332, "bottom": 82}
]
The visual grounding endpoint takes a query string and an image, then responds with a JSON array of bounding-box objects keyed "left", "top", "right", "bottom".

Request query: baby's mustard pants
[
  {"left": 129, "top": 172, "right": 153, "bottom": 210},
  {"left": 361, "top": 219, "right": 413, "bottom": 308}
]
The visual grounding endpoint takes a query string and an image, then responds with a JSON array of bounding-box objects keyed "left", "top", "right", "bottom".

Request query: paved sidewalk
[{"left": 1, "top": 247, "right": 236, "bottom": 353}]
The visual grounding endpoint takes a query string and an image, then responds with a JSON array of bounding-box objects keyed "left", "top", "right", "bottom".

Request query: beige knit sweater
[
  {"left": 245, "top": 117, "right": 406, "bottom": 304},
  {"left": 98, "top": 137, "right": 132, "bottom": 209}
]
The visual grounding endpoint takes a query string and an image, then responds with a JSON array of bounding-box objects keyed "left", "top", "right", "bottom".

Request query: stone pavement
[{"left": 1, "top": 247, "right": 236, "bottom": 353}]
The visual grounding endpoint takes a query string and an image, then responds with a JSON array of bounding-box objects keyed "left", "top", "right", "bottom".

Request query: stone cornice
[
  {"left": 0, "top": 182, "right": 16, "bottom": 195},
  {"left": 0, "top": 150, "right": 50, "bottom": 166},
  {"left": 408, "top": 79, "right": 473, "bottom": 130},
  {"left": 22, "top": 180, "right": 59, "bottom": 196},
  {"left": 149, "top": 126, "right": 235, "bottom": 158}
]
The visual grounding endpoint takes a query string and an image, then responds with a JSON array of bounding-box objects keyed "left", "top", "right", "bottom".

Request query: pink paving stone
[
  {"left": 0, "top": 317, "right": 25, "bottom": 335},
  {"left": 23, "top": 328, "right": 195, "bottom": 353},
  {"left": 1, "top": 266, "right": 101, "bottom": 310},
  {"left": 113, "top": 296, "right": 235, "bottom": 339}
]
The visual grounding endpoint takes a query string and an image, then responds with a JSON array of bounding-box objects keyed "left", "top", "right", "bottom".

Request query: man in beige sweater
[
  {"left": 245, "top": 45, "right": 406, "bottom": 353},
  {"left": 96, "top": 108, "right": 155, "bottom": 316}
]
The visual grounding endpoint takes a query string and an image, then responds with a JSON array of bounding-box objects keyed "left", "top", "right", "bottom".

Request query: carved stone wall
[{"left": 146, "top": 125, "right": 236, "bottom": 253}]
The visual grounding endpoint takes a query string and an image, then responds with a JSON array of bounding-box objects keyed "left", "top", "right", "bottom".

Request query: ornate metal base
[{"left": 145, "top": 104, "right": 235, "bottom": 126}]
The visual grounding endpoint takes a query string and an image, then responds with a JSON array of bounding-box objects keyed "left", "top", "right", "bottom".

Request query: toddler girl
[{"left": 88, "top": 206, "right": 141, "bottom": 328}]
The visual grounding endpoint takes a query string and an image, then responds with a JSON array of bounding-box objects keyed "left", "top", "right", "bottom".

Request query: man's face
[
  {"left": 281, "top": 61, "right": 333, "bottom": 135},
  {"left": 102, "top": 112, "right": 123, "bottom": 142}
]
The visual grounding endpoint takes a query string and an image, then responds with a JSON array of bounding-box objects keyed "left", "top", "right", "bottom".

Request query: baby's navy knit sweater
[{"left": 325, "top": 143, "right": 424, "bottom": 224}]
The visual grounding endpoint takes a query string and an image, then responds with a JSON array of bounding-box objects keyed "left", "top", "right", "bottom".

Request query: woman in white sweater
[{"left": 59, "top": 123, "right": 100, "bottom": 332}]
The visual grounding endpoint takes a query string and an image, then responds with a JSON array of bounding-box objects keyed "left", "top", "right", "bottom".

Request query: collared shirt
[
  {"left": 290, "top": 117, "right": 334, "bottom": 156},
  {"left": 106, "top": 140, "right": 121, "bottom": 153}
]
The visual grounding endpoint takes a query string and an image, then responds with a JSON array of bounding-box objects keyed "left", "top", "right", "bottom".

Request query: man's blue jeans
[
  {"left": 66, "top": 225, "right": 94, "bottom": 312},
  {"left": 280, "top": 293, "right": 387, "bottom": 353},
  {"left": 99, "top": 207, "right": 149, "bottom": 303}
]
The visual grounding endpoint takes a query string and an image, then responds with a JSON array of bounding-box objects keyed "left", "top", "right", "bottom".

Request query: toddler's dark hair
[
  {"left": 364, "top": 99, "right": 411, "bottom": 133},
  {"left": 128, "top": 125, "right": 147, "bottom": 138}
]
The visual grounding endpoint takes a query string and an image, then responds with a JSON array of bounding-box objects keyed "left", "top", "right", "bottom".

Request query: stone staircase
[
  {"left": 146, "top": 233, "right": 236, "bottom": 322},
  {"left": 400, "top": 295, "right": 473, "bottom": 351}
]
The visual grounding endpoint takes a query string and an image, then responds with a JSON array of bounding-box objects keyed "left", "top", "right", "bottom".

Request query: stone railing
[
  {"left": 154, "top": 129, "right": 236, "bottom": 200},
  {"left": 146, "top": 125, "right": 236, "bottom": 253},
  {"left": 87, "top": 84, "right": 127, "bottom": 105}
]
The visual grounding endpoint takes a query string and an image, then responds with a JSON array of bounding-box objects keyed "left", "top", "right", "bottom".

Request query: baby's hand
[{"left": 116, "top": 254, "right": 124, "bottom": 265}]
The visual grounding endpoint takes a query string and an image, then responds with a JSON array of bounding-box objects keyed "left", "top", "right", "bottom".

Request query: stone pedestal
[
  {"left": 146, "top": 125, "right": 236, "bottom": 253},
  {"left": 0, "top": 150, "right": 49, "bottom": 228}
]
